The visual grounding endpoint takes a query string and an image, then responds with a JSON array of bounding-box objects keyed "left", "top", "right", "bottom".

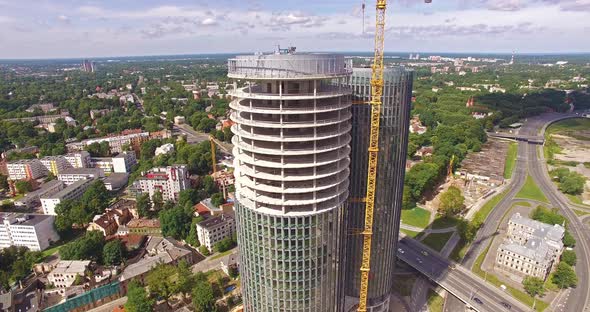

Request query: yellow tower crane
[
  {"left": 357, "top": 0, "right": 387, "bottom": 310},
  {"left": 358, "top": 1, "right": 432, "bottom": 310}
]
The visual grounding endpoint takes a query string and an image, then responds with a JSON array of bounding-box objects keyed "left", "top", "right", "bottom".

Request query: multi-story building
[
  {"left": 57, "top": 168, "right": 104, "bottom": 185},
  {"left": 14, "top": 180, "right": 65, "bottom": 208},
  {"left": 112, "top": 151, "right": 137, "bottom": 173},
  {"left": 135, "top": 165, "right": 189, "bottom": 202},
  {"left": 47, "top": 260, "right": 91, "bottom": 290},
  {"left": 40, "top": 156, "right": 71, "bottom": 176},
  {"left": 495, "top": 213, "right": 565, "bottom": 281},
  {"left": 228, "top": 51, "right": 352, "bottom": 311},
  {"left": 84, "top": 132, "right": 149, "bottom": 154},
  {"left": 7, "top": 159, "right": 47, "bottom": 180},
  {"left": 41, "top": 178, "right": 95, "bottom": 215},
  {"left": 343, "top": 67, "right": 413, "bottom": 311},
  {"left": 0, "top": 213, "right": 60, "bottom": 251},
  {"left": 87, "top": 206, "right": 132, "bottom": 237},
  {"left": 64, "top": 151, "right": 91, "bottom": 168},
  {"left": 196, "top": 214, "right": 235, "bottom": 251}
]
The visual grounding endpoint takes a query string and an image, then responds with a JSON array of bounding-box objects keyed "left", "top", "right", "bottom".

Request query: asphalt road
[{"left": 398, "top": 237, "right": 529, "bottom": 312}]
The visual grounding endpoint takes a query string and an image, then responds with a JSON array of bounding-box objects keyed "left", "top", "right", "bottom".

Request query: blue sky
[{"left": 0, "top": 0, "right": 589, "bottom": 58}]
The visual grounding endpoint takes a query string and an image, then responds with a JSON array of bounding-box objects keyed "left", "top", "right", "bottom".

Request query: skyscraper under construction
[
  {"left": 228, "top": 50, "right": 352, "bottom": 311},
  {"left": 343, "top": 67, "right": 413, "bottom": 312}
]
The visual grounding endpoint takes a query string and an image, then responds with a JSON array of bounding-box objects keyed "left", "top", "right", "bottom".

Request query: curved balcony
[
  {"left": 231, "top": 124, "right": 352, "bottom": 143},
  {"left": 236, "top": 159, "right": 350, "bottom": 182},
  {"left": 236, "top": 170, "right": 349, "bottom": 194},
  {"left": 232, "top": 135, "right": 350, "bottom": 156},
  {"left": 227, "top": 55, "right": 353, "bottom": 80},
  {"left": 233, "top": 146, "right": 351, "bottom": 169},
  {"left": 238, "top": 184, "right": 348, "bottom": 207},
  {"left": 229, "top": 98, "right": 351, "bottom": 115},
  {"left": 230, "top": 111, "right": 351, "bottom": 129},
  {"left": 235, "top": 192, "right": 349, "bottom": 216},
  {"left": 229, "top": 86, "right": 351, "bottom": 101}
]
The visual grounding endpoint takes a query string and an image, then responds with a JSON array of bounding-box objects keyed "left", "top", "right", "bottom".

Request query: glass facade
[{"left": 343, "top": 67, "right": 413, "bottom": 311}]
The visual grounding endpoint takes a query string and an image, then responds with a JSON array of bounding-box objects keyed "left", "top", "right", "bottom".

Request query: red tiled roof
[{"left": 194, "top": 203, "right": 211, "bottom": 216}]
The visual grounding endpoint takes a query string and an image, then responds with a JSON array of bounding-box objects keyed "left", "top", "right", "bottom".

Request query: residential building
[
  {"left": 135, "top": 165, "right": 189, "bottom": 202},
  {"left": 41, "top": 178, "right": 95, "bottom": 215},
  {"left": 68, "top": 132, "right": 149, "bottom": 154},
  {"left": 47, "top": 260, "right": 91, "bottom": 290},
  {"left": 103, "top": 173, "right": 129, "bottom": 191},
  {"left": 174, "top": 116, "right": 185, "bottom": 125},
  {"left": 343, "top": 67, "right": 413, "bottom": 311},
  {"left": 14, "top": 180, "right": 64, "bottom": 208},
  {"left": 40, "top": 156, "right": 71, "bottom": 176},
  {"left": 87, "top": 206, "right": 132, "bottom": 237},
  {"left": 64, "top": 151, "right": 91, "bottom": 168},
  {"left": 495, "top": 213, "right": 565, "bottom": 281},
  {"left": 112, "top": 151, "right": 136, "bottom": 173},
  {"left": 0, "top": 213, "right": 59, "bottom": 251},
  {"left": 154, "top": 143, "right": 175, "bottom": 157},
  {"left": 91, "top": 157, "right": 114, "bottom": 173},
  {"left": 7, "top": 159, "right": 46, "bottom": 180},
  {"left": 58, "top": 168, "right": 104, "bottom": 185},
  {"left": 228, "top": 52, "right": 351, "bottom": 310},
  {"left": 196, "top": 214, "right": 235, "bottom": 251},
  {"left": 127, "top": 219, "right": 161, "bottom": 236}
]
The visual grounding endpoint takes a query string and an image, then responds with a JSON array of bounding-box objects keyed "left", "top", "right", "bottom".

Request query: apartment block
[
  {"left": 0, "top": 213, "right": 60, "bottom": 251},
  {"left": 57, "top": 168, "right": 104, "bottom": 185},
  {"left": 196, "top": 214, "right": 235, "bottom": 251},
  {"left": 40, "top": 156, "right": 72, "bottom": 176},
  {"left": 112, "top": 151, "right": 137, "bottom": 173},
  {"left": 135, "top": 165, "right": 189, "bottom": 202},
  {"left": 41, "top": 178, "right": 95, "bottom": 215},
  {"left": 7, "top": 159, "right": 46, "bottom": 180},
  {"left": 64, "top": 151, "right": 91, "bottom": 168},
  {"left": 14, "top": 180, "right": 64, "bottom": 208}
]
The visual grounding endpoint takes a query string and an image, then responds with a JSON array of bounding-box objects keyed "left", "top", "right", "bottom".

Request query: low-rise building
[
  {"left": 0, "top": 213, "right": 60, "bottom": 251},
  {"left": 7, "top": 159, "right": 46, "bottom": 180},
  {"left": 155, "top": 143, "right": 175, "bottom": 157},
  {"left": 41, "top": 178, "right": 95, "bottom": 215},
  {"left": 58, "top": 168, "right": 104, "bottom": 185},
  {"left": 103, "top": 173, "right": 129, "bottom": 191},
  {"left": 127, "top": 219, "right": 161, "bottom": 236},
  {"left": 14, "top": 180, "right": 64, "bottom": 208},
  {"left": 87, "top": 206, "right": 132, "bottom": 237},
  {"left": 495, "top": 213, "right": 565, "bottom": 281},
  {"left": 135, "top": 165, "right": 190, "bottom": 202},
  {"left": 196, "top": 214, "right": 235, "bottom": 251},
  {"left": 47, "top": 260, "right": 91, "bottom": 290}
]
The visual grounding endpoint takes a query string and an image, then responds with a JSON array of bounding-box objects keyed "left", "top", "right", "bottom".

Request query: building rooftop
[
  {"left": 51, "top": 260, "right": 91, "bottom": 275},
  {"left": 0, "top": 212, "right": 54, "bottom": 226},
  {"left": 510, "top": 212, "right": 565, "bottom": 243},
  {"left": 103, "top": 173, "right": 129, "bottom": 186},
  {"left": 59, "top": 168, "right": 103, "bottom": 175},
  {"left": 49, "top": 177, "right": 94, "bottom": 199},
  {"left": 500, "top": 239, "right": 552, "bottom": 265},
  {"left": 127, "top": 218, "right": 160, "bottom": 228},
  {"left": 197, "top": 214, "right": 233, "bottom": 230}
]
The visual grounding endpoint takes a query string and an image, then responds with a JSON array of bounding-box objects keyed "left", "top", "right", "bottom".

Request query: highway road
[{"left": 398, "top": 237, "right": 530, "bottom": 312}]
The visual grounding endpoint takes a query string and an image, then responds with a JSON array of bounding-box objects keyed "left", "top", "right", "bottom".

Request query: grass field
[
  {"left": 431, "top": 216, "right": 460, "bottom": 229},
  {"left": 472, "top": 189, "right": 509, "bottom": 224},
  {"left": 210, "top": 248, "right": 236, "bottom": 261},
  {"left": 449, "top": 239, "right": 469, "bottom": 262},
  {"left": 515, "top": 175, "right": 549, "bottom": 203},
  {"left": 546, "top": 118, "right": 590, "bottom": 139},
  {"left": 400, "top": 228, "right": 421, "bottom": 238},
  {"left": 421, "top": 232, "right": 454, "bottom": 252},
  {"left": 427, "top": 290, "right": 444, "bottom": 312},
  {"left": 566, "top": 194, "right": 590, "bottom": 207},
  {"left": 504, "top": 143, "right": 518, "bottom": 179},
  {"left": 401, "top": 207, "right": 431, "bottom": 228}
]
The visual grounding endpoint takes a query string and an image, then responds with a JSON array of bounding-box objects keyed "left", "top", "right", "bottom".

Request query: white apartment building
[
  {"left": 155, "top": 143, "right": 175, "bottom": 157},
  {"left": 14, "top": 180, "right": 64, "bottom": 208},
  {"left": 58, "top": 168, "right": 104, "bottom": 185},
  {"left": 136, "top": 165, "right": 190, "bottom": 202},
  {"left": 196, "top": 214, "right": 235, "bottom": 251},
  {"left": 40, "top": 156, "right": 71, "bottom": 176},
  {"left": 112, "top": 151, "right": 137, "bottom": 173},
  {"left": 0, "top": 213, "right": 60, "bottom": 251},
  {"left": 91, "top": 157, "right": 114, "bottom": 173},
  {"left": 81, "top": 132, "right": 149, "bottom": 154},
  {"left": 64, "top": 151, "right": 91, "bottom": 168},
  {"left": 495, "top": 213, "right": 565, "bottom": 281},
  {"left": 7, "top": 159, "right": 47, "bottom": 180},
  {"left": 47, "top": 260, "right": 91, "bottom": 290},
  {"left": 41, "top": 178, "right": 95, "bottom": 215}
]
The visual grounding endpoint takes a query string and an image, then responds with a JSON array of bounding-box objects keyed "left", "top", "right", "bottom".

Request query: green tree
[
  {"left": 522, "top": 276, "right": 545, "bottom": 297},
  {"left": 81, "top": 180, "right": 110, "bottom": 215},
  {"left": 185, "top": 217, "right": 203, "bottom": 247},
  {"left": 102, "top": 240, "right": 126, "bottom": 266},
  {"left": 175, "top": 260, "right": 195, "bottom": 296},
  {"left": 199, "top": 245, "right": 210, "bottom": 256},
  {"left": 136, "top": 193, "right": 151, "bottom": 218},
  {"left": 125, "top": 280, "right": 154, "bottom": 312},
  {"left": 213, "top": 237, "right": 236, "bottom": 253},
  {"left": 563, "top": 231, "right": 576, "bottom": 248},
  {"left": 439, "top": 186, "right": 464, "bottom": 216},
  {"left": 559, "top": 172, "right": 586, "bottom": 195},
  {"left": 552, "top": 262, "right": 578, "bottom": 288},
  {"left": 0, "top": 175, "right": 9, "bottom": 190},
  {"left": 60, "top": 231, "right": 105, "bottom": 262},
  {"left": 159, "top": 205, "right": 192, "bottom": 240},
  {"left": 457, "top": 219, "right": 481, "bottom": 242},
  {"left": 561, "top": 250, "right": 577, "bottom": 266},
  {"left": 145, "top": 263, "right": 177, "bottom": 300},
  {"left": 152, "top": 191, "right": 164, "bottom": 212},
  {"left": 14, "top": 180, "right": 33, "bottom": 194},
  {"left": 211, "top": 192, "right": 225, "bottom": 207},
  {"left": 192, "top": 279, "right": 216, "bottom": 312}
]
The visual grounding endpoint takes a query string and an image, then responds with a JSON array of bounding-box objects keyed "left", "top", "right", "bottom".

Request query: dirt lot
[{"left": 553, "top": 134, "right": 590, "bottom": 163}]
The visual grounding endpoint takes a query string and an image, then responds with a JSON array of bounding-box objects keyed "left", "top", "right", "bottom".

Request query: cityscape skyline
[{"left": 1, "top": 0, "right": 590, "bottom": 58}]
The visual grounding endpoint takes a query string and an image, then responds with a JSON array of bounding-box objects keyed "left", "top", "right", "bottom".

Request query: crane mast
[{"left": 357, "top": 0, "right": 387, "bottom": 311}]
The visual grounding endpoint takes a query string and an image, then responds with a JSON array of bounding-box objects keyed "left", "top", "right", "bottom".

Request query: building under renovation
[
  {"left": 343, "top": 67, "right": 413, "bottom": 311},
  {"left": 229, "top": 51, "right": 352, "bottom": 311}
]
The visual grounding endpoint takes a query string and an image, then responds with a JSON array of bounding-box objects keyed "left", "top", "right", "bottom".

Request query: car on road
[
  {"left": 397, "top": 248, "right": 404, "bottom": 254},
  {"left": 421, "top": 250, "right": 429, "bottom": 256},
  {"left": 500, "top": 302, "right": 512, "bottom": 309},
  {"left": 416, "top": 257, "right": 422, "bottom": 264},
  {"left": 473, "top": 298, "right": 483, "bottom": 305}
]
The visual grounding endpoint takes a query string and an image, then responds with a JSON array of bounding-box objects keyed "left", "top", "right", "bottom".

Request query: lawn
[
  {"left": 431, "top": 216, "right": 459, "bottom": 229},
  {"left": 421, "top": 232, "right": 454, "bottom": 252},
  {"left": 566, "top": 194, "right": 590, "bottom": 207},
  {"left": 210, "top": 248, "right": 235, "bottom": 261},
  {"left": 427, "top": 289, "right": 444, "bottom": 312},
  {"left": 400, "top": 228, "right": 421, "bottom": 238},
  {"left": 449, "top": 238, "right": 469, "bottom": 262},
  {"left": 546, "top": 118, "right": 590, "bottom": 139},
  {"left": 472, "top": 189, "right": 509, "bottom": 224},
  {"left": 515, "top": 175, "right": 549, "bottom": 203},
  {"left": 401, "top": 207, "right": 431, "bottom": 229},
  {"left": 504, "top": 143, "right": 518, "bottom": 179},
  {"left": 573, "top": 209, "right": 590, "bottom": 217}
]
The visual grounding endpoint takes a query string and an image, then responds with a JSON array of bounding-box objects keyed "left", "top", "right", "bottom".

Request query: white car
[{"left": 397, "top": 248, "right": 404, "bottom": 254}]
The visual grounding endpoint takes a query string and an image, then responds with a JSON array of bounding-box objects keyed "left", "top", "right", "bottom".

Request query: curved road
[{"left": 445, "top": 112, "right": 589, "bottom": 312}]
